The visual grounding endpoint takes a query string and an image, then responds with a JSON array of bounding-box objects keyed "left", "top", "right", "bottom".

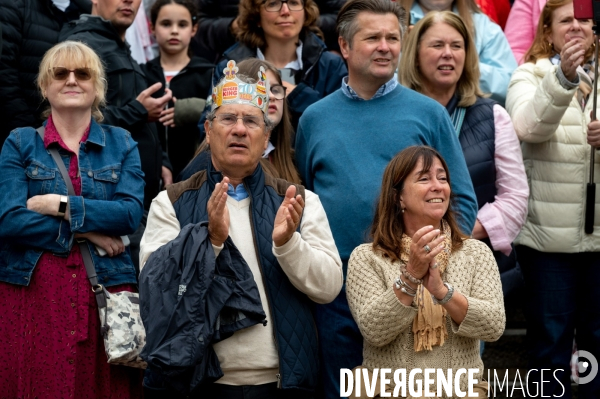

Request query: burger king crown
[{"left": 211, "top": 60, "right": 269, "bottom": 113}]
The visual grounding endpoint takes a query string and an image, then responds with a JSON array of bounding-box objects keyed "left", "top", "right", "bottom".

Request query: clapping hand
[
  {"left": 406, "top": 225, "right": 446, "bottom": 280},
  {"left": 272, "top": 185, "right": 304, "bottom": 247},
  {"left": 207, "top": 177, "right": 230, "bottom": 246}
]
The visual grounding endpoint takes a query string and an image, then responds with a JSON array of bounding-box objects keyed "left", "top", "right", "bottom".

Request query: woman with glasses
[
  {"left": 0, "top": 41, "right": 145, "bottom": 397},
  {"left": 181, "top": 58, "right": 302, "bottom": 184},
  {"left": 214, "top": 0, "right": 347, "bottom": 129}
]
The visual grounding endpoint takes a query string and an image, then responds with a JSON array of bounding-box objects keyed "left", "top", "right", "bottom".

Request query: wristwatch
[
  {"left": 431, "top": 282, "right": 454, "bottom": 305},
  {"left": 57, "top": 195, "right": 68, "bottom": 218}
]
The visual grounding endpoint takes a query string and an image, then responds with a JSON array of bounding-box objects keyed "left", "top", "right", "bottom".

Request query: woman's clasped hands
[{"left": 406, "top": 225, "right": 447, "bottom": 299}]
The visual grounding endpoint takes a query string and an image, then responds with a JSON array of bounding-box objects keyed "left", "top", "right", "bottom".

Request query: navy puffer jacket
[{"left": 164, "top": 161, "right": 319, "bottom": 393}]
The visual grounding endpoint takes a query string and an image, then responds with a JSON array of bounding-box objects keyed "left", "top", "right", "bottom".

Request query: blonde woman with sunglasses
[{"left": 0, "top": 41, "right": 145, "bottom": 398}]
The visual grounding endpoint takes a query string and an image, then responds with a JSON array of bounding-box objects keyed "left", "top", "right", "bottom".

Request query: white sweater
[
  {"left": 506, "top": 58, "right": 600, "bottom": 252},
  {"left": 140, "top": 189, "right": 343, "bottom": 385}
]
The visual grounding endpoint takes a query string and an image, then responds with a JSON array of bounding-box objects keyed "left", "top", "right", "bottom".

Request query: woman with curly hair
[{"left": 215, "top": 0, "right": 347, "bottom": 129}]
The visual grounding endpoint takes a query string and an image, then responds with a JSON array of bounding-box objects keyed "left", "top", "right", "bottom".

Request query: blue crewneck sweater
[{"left": 295, "top": 85, "right": 477, "bottom": 268}]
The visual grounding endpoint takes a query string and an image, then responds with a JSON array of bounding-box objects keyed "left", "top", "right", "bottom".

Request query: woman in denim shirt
[{"left": 0, "top": 41, "right": 145, "bottom": 398}]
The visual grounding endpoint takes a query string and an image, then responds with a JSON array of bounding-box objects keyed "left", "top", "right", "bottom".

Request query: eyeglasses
[
  {"left": 215, "top": 113, "right": 264, "bottom": 129},
  {"left": 270, "top": 84, "right": 287, "bottom": 100},
  {"left": 51, "top": 67, "right": 92, "bottom": 81},
  {"left": 264, "top": 0, "right": 304, "bottom": 12}
]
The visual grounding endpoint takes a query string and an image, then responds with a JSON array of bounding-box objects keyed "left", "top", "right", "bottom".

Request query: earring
[{"left": 401, "top": 207, "right": 405, "bottom": 214}]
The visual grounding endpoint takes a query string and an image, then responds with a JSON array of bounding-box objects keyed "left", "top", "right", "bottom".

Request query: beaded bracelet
[{"left": 400, "top": 263, "right": 423, "bottom": 284}]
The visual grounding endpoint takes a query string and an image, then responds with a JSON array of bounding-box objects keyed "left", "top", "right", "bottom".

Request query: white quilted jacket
[{"left": 506, "top": 58, "right": 600, "bottom": 253}]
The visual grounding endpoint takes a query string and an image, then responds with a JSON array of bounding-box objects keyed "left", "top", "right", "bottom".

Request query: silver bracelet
[
  {"left": 394, "top": 277, "right": 417, "bottom": 296},
  {"left": 431, "top": 282, "right": 454, "bottom": 305}
]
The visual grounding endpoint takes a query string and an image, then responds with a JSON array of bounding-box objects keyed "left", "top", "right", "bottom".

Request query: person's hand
[
  {"left": 588, "top": 115, "right": 600, "bottom": 147},
  {"left": 136, "top": 82, "right": 173, "bottom": 122},
  {"left": 161, "top": 166, "right": 173, "bottom": 187},
  {"left": 207, "top": 177, "right": 230, "bottom": 246},
  {"left": 406, "top": 225, "right": 446, "bottom": 279},
  {"left": 422, "top": 263, "right": 447, "bottom": 300},
  {"left": 281, "top": 81, "right": 297, "bottom": 94},
  {"left": 560, "top": 33, "right": 586, "bottom": 82},
  {"left": 159, "top": 97, "right": 177, "bottom": 127},
  {"left": 76, "top": 232, "right": 125, "bottom": 257},
  {"left": 273, "top": 185, "right": 304, "bottom": 247},
  {"left": 27, "top": 194, "right": 61, "bottom": 216}
]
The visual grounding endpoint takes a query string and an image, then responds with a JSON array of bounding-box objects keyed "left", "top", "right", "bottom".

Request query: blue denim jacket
[{"left": 0, "top": 119, "right": 145, "bottom": 287}]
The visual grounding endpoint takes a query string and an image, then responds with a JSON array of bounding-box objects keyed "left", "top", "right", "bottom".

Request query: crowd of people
[{"left": 0, "top": 0, "right": 598, "bottom": 397}]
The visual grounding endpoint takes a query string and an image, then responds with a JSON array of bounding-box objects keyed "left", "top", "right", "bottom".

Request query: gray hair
[{"left": 337, "top": 0, "right": 407, "bottom": 47}]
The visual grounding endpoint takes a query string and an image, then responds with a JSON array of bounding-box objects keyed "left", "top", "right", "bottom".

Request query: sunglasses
[{"left": 51, "top": 67, "right": 92, "bottom": 81}]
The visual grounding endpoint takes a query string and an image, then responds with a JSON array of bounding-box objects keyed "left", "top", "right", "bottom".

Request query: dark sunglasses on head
[{"left": 51, "top": 67, "right": 92, "bottom": 81}]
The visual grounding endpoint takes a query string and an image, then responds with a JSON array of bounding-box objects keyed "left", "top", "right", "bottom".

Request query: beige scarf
[{"left": 400, "top": 220, "right": 452, "bottom": 352}]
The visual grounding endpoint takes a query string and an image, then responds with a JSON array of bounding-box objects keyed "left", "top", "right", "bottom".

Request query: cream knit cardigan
[{"left": 346, "top": 240, "right": 505, "bottom": 395}]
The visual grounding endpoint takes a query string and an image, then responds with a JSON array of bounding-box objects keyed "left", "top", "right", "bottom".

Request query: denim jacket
[{"left": 0, "top": 119, "right": 145, "bottom": 287}]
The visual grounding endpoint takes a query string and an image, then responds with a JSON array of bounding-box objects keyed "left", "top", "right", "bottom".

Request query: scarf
[{"left": 400, "top": 220, "right": 453, "bottom": 352}]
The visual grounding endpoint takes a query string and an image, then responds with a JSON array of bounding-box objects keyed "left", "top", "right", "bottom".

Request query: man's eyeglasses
[
  {"left": 270, "top": 84, "right": 287, "bottom": 100},
  {"left": 215, "top": 114, "right": 263, "bottom": 129},
  {"left": 51, "top": 67, "right": 92, "bottom": 81},
  {"left": 264, "top": 0, "right": 304, "bottom": 12}
]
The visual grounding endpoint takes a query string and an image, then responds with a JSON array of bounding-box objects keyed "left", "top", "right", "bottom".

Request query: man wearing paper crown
[{"left": 139, "top": 60, "right": 343, "bottom": 397}]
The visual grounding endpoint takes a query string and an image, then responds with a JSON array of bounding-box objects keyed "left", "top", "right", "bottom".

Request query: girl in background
[{"left": 143, "top": 0, "right": 214, "bottom": 179}]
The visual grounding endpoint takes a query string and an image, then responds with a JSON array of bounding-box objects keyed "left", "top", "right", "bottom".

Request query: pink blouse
[{"left": 477, "top": 105, "right": 529, "bottom": 255}]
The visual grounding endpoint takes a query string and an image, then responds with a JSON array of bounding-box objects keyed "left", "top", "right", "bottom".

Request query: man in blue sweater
[{"left": 294, "top": 0, "right": 478, "bottom": 397}]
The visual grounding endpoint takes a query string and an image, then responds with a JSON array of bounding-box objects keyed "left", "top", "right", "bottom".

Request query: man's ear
[
  {"left": 339, "top": 36, "right": 351, "bottom": 60},
  {"left": 263, "top": 129, "right": 271, "bottom": 150},
  {"left": 204, "top": 120, "right": 211, "bottom": 144}
]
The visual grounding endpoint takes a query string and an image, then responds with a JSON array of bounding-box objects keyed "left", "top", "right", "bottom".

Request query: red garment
[
  {"left": 476, "top": 0, "right": 511, "bottom": 29},
  {"left": 0, "top": 116, "right": 142, "bottom": 398}
]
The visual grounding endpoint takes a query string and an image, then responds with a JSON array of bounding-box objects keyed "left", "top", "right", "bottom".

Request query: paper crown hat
[{"left": 211, "top": 60, "right": 269, "bottom": 113}]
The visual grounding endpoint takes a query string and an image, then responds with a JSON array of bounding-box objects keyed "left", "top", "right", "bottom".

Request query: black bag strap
[{"left": 36, "top": 126, "right": 108, "bottom": 310}]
